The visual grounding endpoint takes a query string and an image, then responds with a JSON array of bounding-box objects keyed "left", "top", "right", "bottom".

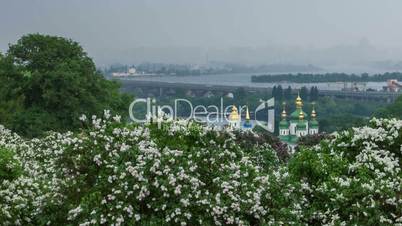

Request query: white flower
[
  {"left": 79, "top": 114, "right": 87, "bottom": 122},
  {"left": 67, "top": 206, "right": 82, "bottom": 220},
  {"left": 93, "top": 154, "right": 102, "bottom": 166},
  {"left": 113, "top": 115, "right": 122, "bottom": 122},
  {"left": 134, "top": 214, "right": 141, "bottom": 221},
  {"left": 104, "top": 110, "right": 111, "bottom": 119}
]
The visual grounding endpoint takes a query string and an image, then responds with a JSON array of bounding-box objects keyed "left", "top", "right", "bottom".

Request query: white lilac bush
[
  {"left": 0, "top": 125, "right": 69, "bottom": 225},
  {"left": 0, "top": 112, "right": 401, "bottom": 225},
  {"left": 0, "top": 111, "right": 298, "bottom": 226},
  {"left": 289, "top": 118, "right": 402, "bottom": 225}
]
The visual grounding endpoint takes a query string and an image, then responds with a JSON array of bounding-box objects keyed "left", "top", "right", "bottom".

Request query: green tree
[
  {"left": 0, "top": 53, "right": 26, "bottom": 129},
  {"left": 272, "top": 86, "right": 277, "bottom": 98},
  {"left": 276, "top": 85, "right": 283, "bottom": 101},
  {"left": 272, "top": 85, "right": 283, "bottom": 100},
  {"left": 375, "top": 95, "right": 402, "bottom": 118},
  {"left": 309, "top": 86, "right": 319, "bottom": 101},
  {"left": 284, "top": 86, "right": 292, "bottom": 100},
  {"left": 0, "top": 34, "right": 131, "bottom": 137},
  {"left": 300, "top": 86, "right": 309, "bottom": 100},
  {"left": 234, "top": 87, "right": 246, "bottom": 100}
]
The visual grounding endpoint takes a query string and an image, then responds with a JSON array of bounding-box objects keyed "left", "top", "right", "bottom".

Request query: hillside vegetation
[
  {"left": 0, "top": 113, "right": 401, "bottom": 225},
  {"left": 376, "top": 94, "right": 402, "bottom": 118}
]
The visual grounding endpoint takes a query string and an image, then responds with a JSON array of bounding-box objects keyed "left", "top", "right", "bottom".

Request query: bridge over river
[{"left": 120, "top": 79, "right": 401, "bottom": 102}]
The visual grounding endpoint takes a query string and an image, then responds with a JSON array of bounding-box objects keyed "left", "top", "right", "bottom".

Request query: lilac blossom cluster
[{"left": 0, "top": 112, "right": 401, "bottom": 225}]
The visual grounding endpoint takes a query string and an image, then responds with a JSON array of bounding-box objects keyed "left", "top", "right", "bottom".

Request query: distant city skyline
[{"left": 1, "top": 0, "right": 402, "bottom": 70}]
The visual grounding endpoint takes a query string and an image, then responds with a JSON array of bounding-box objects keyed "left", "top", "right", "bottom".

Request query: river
[{"left": 123, "top": 73, "right": 387, "bottom": 91}]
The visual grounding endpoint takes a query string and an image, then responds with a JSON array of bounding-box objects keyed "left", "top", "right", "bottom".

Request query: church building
[
  {"left": 228, "top": 105, "right": 253, "bottom": 130},
  {"left": 226, "top": 94, "right": 318, "bottom": 150},
  {"left": 279, "top": 94, "right": 319, "bottom": 148}
]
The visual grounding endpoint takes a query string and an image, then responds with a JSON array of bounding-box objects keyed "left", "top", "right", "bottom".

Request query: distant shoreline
[{"left": 251, "top": 72, "right": 402, "bottom": 83}]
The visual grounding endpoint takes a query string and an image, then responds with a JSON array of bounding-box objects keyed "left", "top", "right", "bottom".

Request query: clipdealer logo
[{"left": 129, "top": 97, "right": 275, "bottom": 132}]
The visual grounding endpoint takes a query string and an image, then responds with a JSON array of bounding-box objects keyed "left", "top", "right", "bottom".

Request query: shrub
[
  {"left": 0, "top": 115, "right": 401, "bottom": 225},
  {"left": 0, "top": 112, "right": 300, "bottom": 225},
  {"left": 59, "top": 113, "right": 297, "bottom": 225},
  {"left": 0, "top": 147, "right": 21, "bottom": 181},
  {"left": 289, "top": 118, "right": 402, "bottom": 225}
]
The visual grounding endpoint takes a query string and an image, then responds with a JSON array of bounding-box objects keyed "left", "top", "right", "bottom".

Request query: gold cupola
[
  {"left": 245, "top": 106, "right": 251, "bottom": 120},
  {"left": 311, "top": 104, "right": 317, "bottom": 118},
  {"left": 281, "top": 102, "right": 287, "bottom": 119},
  {"left": 295, "top": 93, "right": 303, "bottom": 109},
  {"left": 229, "top": 105, "right": 240, "bottom": 121},
  {"left": 299, "top": 110, "right": 305, "bottom": 120}
]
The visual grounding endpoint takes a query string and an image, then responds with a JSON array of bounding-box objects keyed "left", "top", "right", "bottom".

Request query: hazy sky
[{"left": 1, "top": 0, "right": 402, "bottom": 66}]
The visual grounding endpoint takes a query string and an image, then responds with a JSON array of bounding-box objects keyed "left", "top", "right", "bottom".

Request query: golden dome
[
  {"left": 299, "top": 110, "right": 305, "bottom": 120},
  {"left": 281, "top": 110, "right": 287, "bottom": 119},
  {"left": 245, "top": 106, "right": 250, "bottom": 120},
  {"left": 281, "top": 102, "right": 287, "bottom": 119},
  {"left": 229, "top": 105, "right": 240, "bottom": 121},
  {"left": 311, "top": 106, "right": 317, "bottom": 118},
  {"left": 295, "top": 93, "right": 303, "bottom": 108}
]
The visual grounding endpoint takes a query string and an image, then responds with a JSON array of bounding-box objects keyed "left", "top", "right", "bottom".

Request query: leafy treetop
[{"left": 0, "top": 34, "right": 131, "bottom": 137}]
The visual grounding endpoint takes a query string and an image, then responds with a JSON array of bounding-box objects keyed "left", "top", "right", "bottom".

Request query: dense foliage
[
  {"left": 271, "top": 85, "right": 319, "bottom": 102},
  {"left": 251, "top": 72, "right": 402, "bottom": 83},
  {"left": 0, "top": 34, "right": 130, "bottom": 137},
  {"left": 290, "top": 118, "right": 402, "bottom": 225},
  {"left": 0, "top": 112, "right": 401, "bottom": 225},
  {"left": 296, "top": 133, "right": 332, "bottom": 149},
  {"left": 130, "top": 79, "right": 386, "bottom": 135},
  {"left": 134, "top": 90, "right": 384, "bottom": 134},
  {"left": 0, "top": 148, "right": 22, "bottom": 181},
  {"left": 376, "top": 94, "right": 402, "bottom": 118}
]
